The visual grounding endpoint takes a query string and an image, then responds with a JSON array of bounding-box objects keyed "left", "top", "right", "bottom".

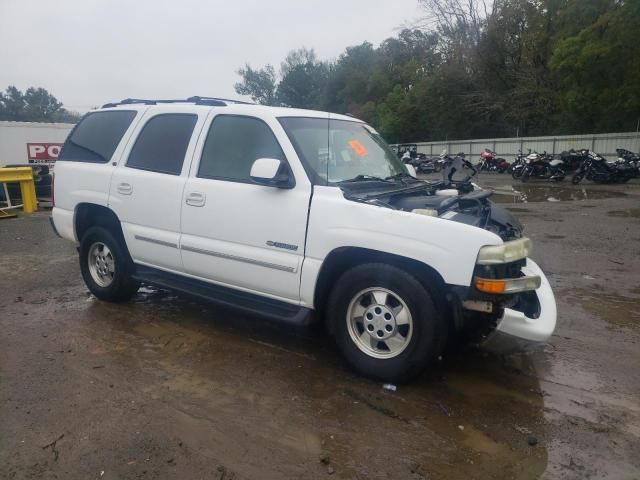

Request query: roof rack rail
[
  {"left": 187, "top": 96, "right": 254, "bottom": 105},
  {"left": 101, "top": 96, "right": 254, "bottom": 108}
]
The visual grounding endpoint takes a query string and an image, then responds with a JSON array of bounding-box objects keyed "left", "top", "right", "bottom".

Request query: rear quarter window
[{"left": 58, "top": 110, "right": 137, "bottom": 163}]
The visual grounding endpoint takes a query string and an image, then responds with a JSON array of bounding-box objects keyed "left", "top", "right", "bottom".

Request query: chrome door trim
[{"left": 180, "top": 244, "right": 296, "bottom": 273}]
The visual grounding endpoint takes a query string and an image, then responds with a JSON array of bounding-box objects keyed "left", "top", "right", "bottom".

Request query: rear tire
[
  {"left": 79, "top": 226, "right": 140, "bottom": 302},
  {"left": 571, "top": 174, "right": 583, "bottom": 184},
  {"left": 326, "top": 263, "right": 444, "bottom": 382}
]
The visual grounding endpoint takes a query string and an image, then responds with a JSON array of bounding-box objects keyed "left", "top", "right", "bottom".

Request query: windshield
[{"left": 278, "top": 117, "right": 408, "bottom": 184}]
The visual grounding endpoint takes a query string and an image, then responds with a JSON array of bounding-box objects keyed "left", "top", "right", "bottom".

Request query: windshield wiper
[
  {"left": 386, "top": 172, "right": 419, "bottom": 183},
  {"left": 338, "top": 175, "right": 395, "bottom": 184}
]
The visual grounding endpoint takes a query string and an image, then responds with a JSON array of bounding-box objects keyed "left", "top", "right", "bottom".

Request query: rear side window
[
  {"left": 198, "top": 115, "right": 285, "bottom": 182},
  {"left": 127, "top": 114, "right": 197, "bottom": 175},
  {"left": 58, "top": 110, "right": 136, "bottom": 163}
]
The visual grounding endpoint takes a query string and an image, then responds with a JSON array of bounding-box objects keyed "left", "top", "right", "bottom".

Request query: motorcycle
[
  {"left": 439, "top": 151, "right": 478, "bottom": 193},
  {"left": 615, "top": 148, "right": 640, "bottom": 178},
  {"left": 509, "top": 149, "right": 529, "bottom": 176},
  {"left": 416, "top": 154, "right": 443, "bottom": 173},
  {"left": 559, "top": 149, "right": 585, "bottom": 171},
  {"left": 516, "top": 152, "right": 565, "bottom": 182},
  {"left": 477, "top": 148, "right": 510, "bottom": 173},
  {"left": 572, "top": 149, "right": 636, "bottom": 184},
  {"left": 397, "top": 144, "right": 418, "bottom": 161}
]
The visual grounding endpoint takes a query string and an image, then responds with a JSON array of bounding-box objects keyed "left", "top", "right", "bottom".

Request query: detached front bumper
[{"left": 481, "top": 258, "right": 557, "bottom": 354}]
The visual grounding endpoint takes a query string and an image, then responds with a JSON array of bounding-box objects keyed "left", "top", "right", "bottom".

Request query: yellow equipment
[{"left": 0, "top": 167, "right": 38, "bottom": 213}]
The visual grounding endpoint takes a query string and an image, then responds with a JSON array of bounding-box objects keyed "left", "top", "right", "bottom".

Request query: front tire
[
  {"left": 327, "top": 263, "right": 444, "bottom": 382},
  {"left": 79, "top": 226, "right": 140, "bottom": 302}
]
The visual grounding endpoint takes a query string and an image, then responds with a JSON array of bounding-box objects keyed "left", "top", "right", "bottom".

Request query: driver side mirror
[
  {"left": 406, "top": 164, "right": 417, "bottom": 178},
  {"left": 250, "top": 158, "right": 295, "bottom": 189}
]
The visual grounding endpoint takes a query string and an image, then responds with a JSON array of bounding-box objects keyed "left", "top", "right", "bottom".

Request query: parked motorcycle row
[
  {"left": 397, "top": 145, "right": 640, "bottom": 184},
  {"left": 570, "top": 148, "right": 639, "bottom": 184}
]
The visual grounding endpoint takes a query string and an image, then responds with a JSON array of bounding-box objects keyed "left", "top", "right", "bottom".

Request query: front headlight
[{"left": 477, "top": 238, "right": 532, "bottom": 265}]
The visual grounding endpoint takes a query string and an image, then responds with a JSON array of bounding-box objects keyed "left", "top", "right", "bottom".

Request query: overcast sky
[{"left": 0, "top": 0, "right": 423, "bottom": 112}]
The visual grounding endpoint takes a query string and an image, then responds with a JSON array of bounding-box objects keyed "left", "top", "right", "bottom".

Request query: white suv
[{"left": 51, "top": 97, "right": 556, "bottom": 381}]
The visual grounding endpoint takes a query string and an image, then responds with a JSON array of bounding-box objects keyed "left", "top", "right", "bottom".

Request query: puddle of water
[
  {"left": 490, "top": 185, "right": 627, "bottom": 204},
  {"left": 75, "top": 284, "right": 549, "bottom": 478},
  {"left": 607, "top": 209, "right": 640, "bottom": 218},
  {"left": 461, "top": 425, "right": 510, "bottom": 455},
  {"left": 563, "top": 288, "right": 640, "bottom": 330}
]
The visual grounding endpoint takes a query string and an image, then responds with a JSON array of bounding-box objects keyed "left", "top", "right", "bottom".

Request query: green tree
[
  {"left": 234, "top": 1, "right": 640, "bottom": 142},
  {"left": 0, "top": 86, "right": 26, "bottom": 120},
  {"left": 23, "top": 87, "right": 63, "bottom": 120},
  {"left": 550, "top": 0, "right": 640, "bottom": 132},
  {"left": 0, "top": 86, "right": 80, "bottom": 123},
  {"left": 276, "top": 48, "right": 330, "bottom": 109},
  {"left": 234, "top": 65, "right": 278, "bottom": 105}
]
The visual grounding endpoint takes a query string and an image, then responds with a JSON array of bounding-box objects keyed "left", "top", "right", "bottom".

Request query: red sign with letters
[{"left": 27, "top": 143, "right": 63, "bottom": 163}]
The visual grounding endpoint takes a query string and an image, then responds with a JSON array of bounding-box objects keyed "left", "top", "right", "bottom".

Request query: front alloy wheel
[
  {"left": 347, "top": 288, "right": 413, "bottom": 359},
  {"left": 327, "top": 263, "right": 444, "bottom": 382}
]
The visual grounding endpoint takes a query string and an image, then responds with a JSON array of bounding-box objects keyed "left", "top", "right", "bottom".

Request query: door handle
[
  {"left": 185, "top": 191, "right": 206, "bottom": 207},
  {"left": 117, "top": 182, "right": 133, "bottom": 195}
]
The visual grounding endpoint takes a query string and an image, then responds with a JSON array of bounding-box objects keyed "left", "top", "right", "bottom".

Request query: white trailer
[
  {"left": 0, "top": 121, "right": 74, "bottom": 167},
  {"left": 0, "top": 121, "right": 74, "bottom": 206}
]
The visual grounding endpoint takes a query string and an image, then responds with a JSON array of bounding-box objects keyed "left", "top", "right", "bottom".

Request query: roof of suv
[{"left": 97, "top": 98, "right": 360, "bottom": 123}]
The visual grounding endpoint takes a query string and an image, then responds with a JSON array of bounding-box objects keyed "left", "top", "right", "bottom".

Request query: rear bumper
[
  {"left": 481, "top": 258, "right": 557, "bottom": 354},
  {"left": 49, "top": 216, "right": 62, "bottom": 238},
  {"left": 51, "top": 207, "right": 76, "bottom": 242}
]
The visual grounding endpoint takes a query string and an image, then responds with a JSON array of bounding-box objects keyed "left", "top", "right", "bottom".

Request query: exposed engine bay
[{"left": 341, "top": 180, "right": 524, "bottom": 241}]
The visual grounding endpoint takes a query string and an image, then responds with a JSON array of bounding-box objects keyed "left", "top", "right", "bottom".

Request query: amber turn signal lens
[
  {"left": 474, "top": 278, "right": 507, "bottom": 294},
  {"left": 474, "top": 275, "right": 541, "bottom": 294}
]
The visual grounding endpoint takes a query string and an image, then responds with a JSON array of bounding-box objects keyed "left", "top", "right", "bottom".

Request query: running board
[{"left": 133, "top": 265, "right": 313, "bottom": 326}]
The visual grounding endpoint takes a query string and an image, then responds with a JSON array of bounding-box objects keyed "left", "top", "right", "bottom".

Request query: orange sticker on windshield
[{"left": 348, "top": 140, "right": 368, "bottom": 157}]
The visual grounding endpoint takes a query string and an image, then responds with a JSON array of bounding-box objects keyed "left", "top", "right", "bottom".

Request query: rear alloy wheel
[
  {"left": 87, "top": 242, "right": 116, "bottom": 287},
  {"left": 79, "top": 226, "right": 140, "bottom": 302},
  {"left": 327, "top": 263, "right": 444, "bottom": 382}
]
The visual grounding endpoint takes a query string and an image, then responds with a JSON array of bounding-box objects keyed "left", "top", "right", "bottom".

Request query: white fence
[{"left": 394, "top": 132, "right": 640, "bottom": 161}]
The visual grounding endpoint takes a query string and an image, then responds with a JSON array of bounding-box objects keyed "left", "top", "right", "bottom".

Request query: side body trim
[
  {"left": 180, "top": 244, "right": 296, "bottom": 273},
  {"left": 134, "top": 235, "right": 178, "bottom": 249},
  {"left": 132, "top": 236, "right": 296, "bottom": 273}
]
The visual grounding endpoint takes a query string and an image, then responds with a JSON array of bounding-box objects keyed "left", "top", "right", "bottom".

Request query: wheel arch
[
  {"left": 314, "top": 246, "right": 448, "bottom": 333},
  {"left": 75, "top": 203, "right": 125, "bottom": 244}
]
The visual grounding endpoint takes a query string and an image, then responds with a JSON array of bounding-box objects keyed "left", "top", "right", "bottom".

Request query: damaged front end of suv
[{"left": 341, "top": 180, "right": 557, "bottom": 354}]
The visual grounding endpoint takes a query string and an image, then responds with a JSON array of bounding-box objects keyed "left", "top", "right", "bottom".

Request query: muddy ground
[{"left": 1, "top": 174, "right": 639, "bottom": 480}]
